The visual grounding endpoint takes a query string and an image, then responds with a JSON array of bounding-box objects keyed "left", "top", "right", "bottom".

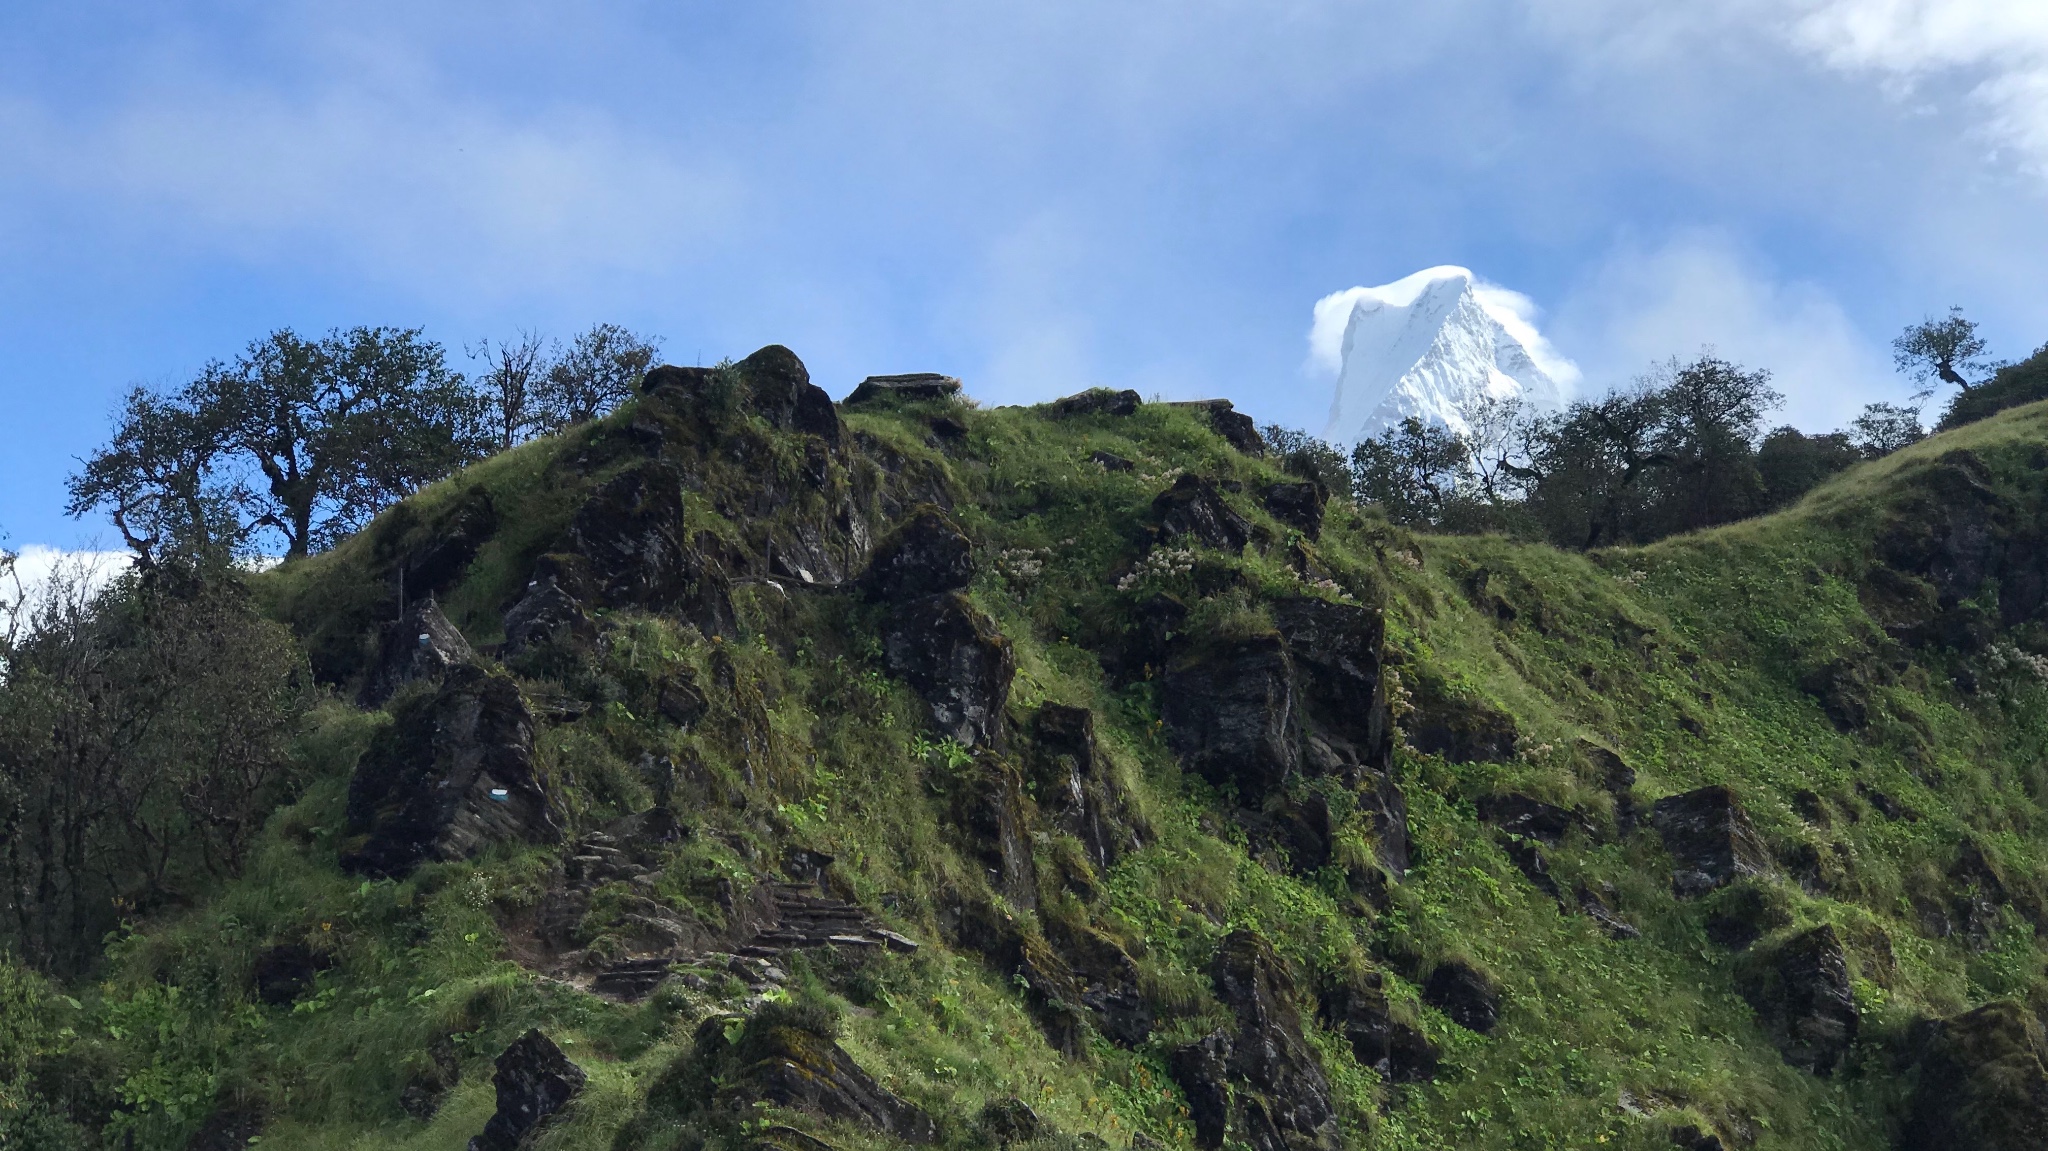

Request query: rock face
[
  {"left": 1422, "top": 958, "right": 1501, "bottom": 1034},
  {"left": 844, "top": 373, "right": 962, "bottom": 406},
  {"left": 1170, "top": 1033, "right": 1235, "bottom": 1150},
  {"left": 1319, "top": 969, "right": 1439, "bottom": 1084},
  {"left": 1477, "top": 793, "right": 1592, "bottom": 844},
  {"left": 1652, "top": 786, "right": 1774, "bottom": 897},
  {"left": 360, "top": 596, "right": 475, "bottom": 707},
  {"left": 1154, "top": 475, "right": 1253, "bottom": 553},
  {"left": 881, "top": 591, "right": 1015, "bottom": 748},
  {"left": 1263, "top": 482, "right": 1327, "bottom": 539},
  {"left": 734, "top": 344, "right": 843, "bottom": 445},
  {"left": 1160, "top": 636, "right": 1299, "bottom": 802},
  {"left": 865, "top": 507, "right": 974, "bottom": 601},
  {"left": 955, "top": 756, "right": 1040, "bottom": 912},
  {"left": 1739, "top": 925, "right": 1857, "bottom": 1075},
  {"left": 568, "top": 462, "right": 697, "bottom": 609},
  {"left": 502, "top": 563, "right": 594, "bottom": 659},
  {"left": 1204, "top": 931, "right": 1339, "bottom": 1151},
  {"left": 1903, "top": 1000, "right": 2048, "bottom": 1151},
  {"left": 468, "top": 1030, "right": 586, "bottom": 1151},
  {"left": 714, "top": 1016, "right": 937, "bottom": 1143},
  {"left": 1030, "top": 704, "right": 1143, "bottom": 870},
  {"left": 1169, "top": 400, "right": 1267, "bottom": 456},
  {"left": 342, "top": 666, "right": 559, "bottom": 878}
]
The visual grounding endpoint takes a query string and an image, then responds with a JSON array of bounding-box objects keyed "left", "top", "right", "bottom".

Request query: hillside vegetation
[{"left": 11, "top": 347, "right": 2048, "bottom": 1151}]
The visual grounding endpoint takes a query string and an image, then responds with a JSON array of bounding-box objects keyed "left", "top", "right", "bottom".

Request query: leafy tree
[
  {"left": 1520, "top": 388, "right": 1669, "bottom": 549},
  {"left": 535, "top": 323, "right": 661, "bottom": 430},
  {"left": 65, "top": 386, "right": 245, "bottom": 567},
  {"left": 200, "top": 327, "right": 490, "bottom": 556},
  {"left": 469, "top": 330, "right": 557, "bottom": 451},
  {"left": 1757, "top": 427, "right": 1860, "bottom": 509},
  {"left": 0, "top": 564, "right": 304, "bottom": 973},
  {"left": 1849, "top": 402, "right": 1925, "bottom": 456},
  {"left": 1639, "top": 355, "right": 1781, "bottom": 537},
  {"left": 1937, "top": 343, "right": 2048, "bottom": 431},
  {"left": 1351, "top": 417, "right": 1471, "bottom": 526},
  {"left": 74, "top": 328, "right": 491, "bottom": 561},
  {"left": 1894, "top": 306, "right": 1992, "bottom": 399},
  {"left": 1261, "top": 425, "right": 1350, "bottom": 494}
]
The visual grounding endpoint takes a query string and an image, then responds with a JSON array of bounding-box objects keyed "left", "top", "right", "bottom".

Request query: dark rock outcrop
[
  {"left": 1207, "top": 931, "right": 1340, "bottom": 1151},
  {"left": 1263, "top": 482, "right": 1327, "bottom": 540},
  {"left": 567, "top": 462, "right": 698, "bottom": 608},
  {"left": 1477, "top": 793, "right": 1593, "bottom": 844},
  {"left": 1268, "top": 597, "right": 1392, "bottom": 776},
  {"left": 1091, "top": 449, "right": 1135, "bottom": 472},
  {"left": 1159, "top": 635, "right": 1299, "bottom": 802},
  {"left": 342, "top": 666, "right": 559, "bottom": 878},
  {"left": 1046, "top": 917, "right": 1152, "bottom": 1046},
  {"left": 1422, "top": 958, "right": 1501, "bottom": 1034},
  {"left": 1402, "top": 671, "right": 1519, "bottom": 763},
  {"left": 979, "top": 1097, "right": 1045, "bottom": 1145},
  {"left": 844, "top": 373, "right": 962, "bottom": 406},
  {"left": 1170, "top": 1033, "right": 1234, "bottom": 1150},
  {"left": 1702, "top": 882, "right": 1794, "bottom": 950},
  {"left": 717, "top": 1020, "right": 936, "bottom": 1143},
  {"left": 955, "top": 756, "right": 1040, "bottom": 911},
  {"left": 1052, "top": 388, "right": 1142, "bottom": 417},
  {"left": 1902, "top": 1000, "right": 2048, "bottom": 1151},
  {"left": 1739, "top": 925, "right": 1857, "bottom": 1075},
  {"left": 735, "top": 344, "right": 843, "bottom": 445},
  {"left": 1580, "top": 742, "right": 1639, "bottom": 834},
  {"left": 360, "top": 596, "right": 475, "bottom": 707},
  {"left": 501, "top": 565, "right": 595, "bottom": 660},
  {"left": 1030, "top": 704, "right": 1143, "bottom": 870},
  {"left": 468, "top": 1030, "right": 586, "bottom": 1151},
  {"left": 1153, "top": 475, "right": 1253, "bottom": 553},
  {"left": 865, "top": 507, "right": 973, "bottom": 601},
  {"left": 1319, "top": 969, "right": 1439, "bottom": 1084},
  {"left": 252, "top": 942, "right": 329, "bottom": 1007},
  {"left": 881, "top": 591, "right": 1014, "bottom": 748},
  {"left": 1652, "top": 786, "right": 1775, "bottom": 897},
  {"left": 1170, "top": 400, "right": 1267, "bottom": 456}
]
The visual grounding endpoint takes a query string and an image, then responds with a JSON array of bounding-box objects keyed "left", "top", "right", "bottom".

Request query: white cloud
[
  {"left": 1787, "top": 0, "right": 2048, "bottom": 170},
  {"left": 1552, "top": 232, "right": 1899, "bottom": 431}
]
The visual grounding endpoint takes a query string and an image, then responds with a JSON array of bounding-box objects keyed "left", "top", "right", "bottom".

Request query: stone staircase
[{"left": 737, "top": 883, "right": 918, "bottom": 958}]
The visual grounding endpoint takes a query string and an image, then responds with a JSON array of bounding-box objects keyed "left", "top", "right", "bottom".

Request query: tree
[
  {"left": 1757, "top": 427, "right": 1860, "bottom": 509},
  {"left": 1351, "top": 417, "right": 1471, "bottom": 526},
  {"left": 0, "top": 564, "right": 304, "bottom": 973},
  {"left": 194, "top": 327, "right": 490, "bottom": 557},
  {"left": 1521, "top": 388, "right": 1670, "bottom": 549},
  {"left": 1849, "top": 402, "right": 1925, "bottom": 457},
  {"left": 65, "top": 386, "right": 246, "bottom": 567},
  {"left": 1937, "top": 343, "right": 2048, "bottom": 432},
  {"left": 469, "top": 331, "right": 557, "bottom": 451},
  {"left": 1894, "top": 307, "right": 1991, "bottom": 399},
  {"left": 534, "top": 323, "right": 661, "bottom": 430},
  {"left": 1641, "top": 355, "right": 1781, "bottom": 536},
  {"left": 1261, "top": 425, "right": 1350, "bottom": 495}
]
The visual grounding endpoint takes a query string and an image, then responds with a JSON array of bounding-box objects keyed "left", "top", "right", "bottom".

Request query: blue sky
[{"left": 4, "top": 0, "right": 2046, "bottom": 550}]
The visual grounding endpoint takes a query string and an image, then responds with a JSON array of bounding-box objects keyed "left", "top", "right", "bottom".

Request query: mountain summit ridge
[{"left": 1312, "top": 265, "right": 1577, "bottom": 444}]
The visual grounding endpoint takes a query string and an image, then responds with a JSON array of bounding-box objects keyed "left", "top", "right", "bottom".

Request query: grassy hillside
[{"left": 17, "top": 353, "right": 2048, "bottom": 1151}]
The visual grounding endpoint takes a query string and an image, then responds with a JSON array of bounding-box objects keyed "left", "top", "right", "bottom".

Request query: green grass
[{"left": 34, "top": 392, "right": 2048, "bottom": 1150}]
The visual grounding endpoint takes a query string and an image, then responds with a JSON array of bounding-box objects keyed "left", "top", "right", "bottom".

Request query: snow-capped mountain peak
[{"left": 1310, "top": 266, "right": 1577, "bottom": 444}]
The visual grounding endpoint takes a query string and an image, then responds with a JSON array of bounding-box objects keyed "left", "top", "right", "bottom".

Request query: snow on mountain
[{"left": 1310, "top": 266, "right": 1578, "bottom": 444}]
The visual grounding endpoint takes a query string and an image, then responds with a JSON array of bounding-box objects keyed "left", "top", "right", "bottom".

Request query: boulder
[
  {"left": 719, "top": 1021, "right": 936, "bottom": 1143},
  {"left": 1169, "top": 400, "right": 1267, "bottom": 456},
  {"left": 1046, "top": 917, "right": 1153, "bottom": 1046},
  {"left": 1091, "top": 450, "right": 1135, "bottom": 472},
  {"left": 1159, "top": 635, "right": 1299, "bottom": 803},
  {"left": 881, "top": 591, "right": 1015, "bottom": 748},
  {"left": 1319, "top": 969, "right": 1439, "bottom": 1084},
  {"left": 1051, "top": 388, "right": 1142, "bottom": 417},
  {"left": 1208, "top": 931, "right": 1340, "bottom": 1151},
  {"left": 1739, "top": 924, "right": 1857, "bottom": 1075},
  {"left": 1263, "top": 482, "right": 1328, "bottom": 540},
  {"left": 1422, "top": 958, "right": 1501, "bottom": 1034},
  {"left": 468, "top": 1030, "right": 586, "bottom": 1151},
  {"left": 1153, "top": 475, "right": 1253, "bottom": 553},
  {"left": 501, "top": 563, "right": 594, "bottom": 659},
  {"left": 1652, "top": 786, "right": 1775, "bottom": 897},
  {"left": 865, "top": 507, "right": 974, "bottom": 601},
  {"left": 844, "top": 373, "right": 962, "bottom": 406},
  {"left": 1402, "top": 672, "right": 1519, "bottom": 764},
  {"left": 1169, "top": 1032, "right": 1234, "bottom": 1150},
  {"left": 736, "top": 345, "right": 842, "bottom": 446},
  {"left": 1701, "top": 882, "right": 1794, "bottom": 950},
  {"left": 360, "top": 596, "right": 475, "bottom": 707},
  {"left": 1902, "top": 1000, "right": 2048, "bottom": 1151},
  {"left": 1477, "top": 793, "right": 1593, "bottom": 844},
  {"left": 342, "top": 666, "right": 560, "bottom": 878}
]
